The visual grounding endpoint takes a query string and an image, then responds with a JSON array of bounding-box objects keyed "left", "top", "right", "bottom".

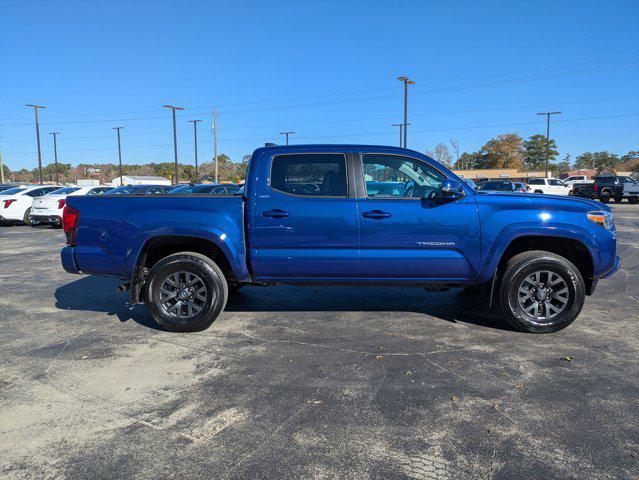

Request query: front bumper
[
  {"left": 61, "top": 246, "right": 80, "bottom": 274},
  {"left": 600, "top": 255, "right": 621, "bottom": 280}
]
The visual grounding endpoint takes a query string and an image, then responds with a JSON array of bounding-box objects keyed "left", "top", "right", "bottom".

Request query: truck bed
[{"left": 65, "top": 194, "right": 247, "bottom": 280}]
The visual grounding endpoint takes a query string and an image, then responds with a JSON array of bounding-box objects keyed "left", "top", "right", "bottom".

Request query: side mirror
[{"left": 441, "top": 179, "right": 465, "bottom": 200}]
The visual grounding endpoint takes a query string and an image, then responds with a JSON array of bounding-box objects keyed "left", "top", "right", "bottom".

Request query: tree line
[
  {"left": 4, "top": 135, "right": 638, "bottom": 184},
  {"left": 426, "top": 133, "right": 638, "bottom": 174}
]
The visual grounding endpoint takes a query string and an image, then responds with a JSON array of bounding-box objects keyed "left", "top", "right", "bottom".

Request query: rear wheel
[
  {"left": 497, "top": 251, "right": 585, "bottom": 333},
  {"left": 534, "top": 190, "right": 543, "bottom": 194},
  {"left": 144, "top": 252, "right": 228, "bottom": 332},
  {"left": 23, "top": 208, "right": 40, "bottom": 226},
  {"left": 600, "top": 190, "right": 611, "bottom": 203}
]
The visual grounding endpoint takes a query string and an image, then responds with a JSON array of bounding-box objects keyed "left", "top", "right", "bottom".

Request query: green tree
[
  {"left": 2, "top": 164, "right": 10, "bottom": 181},
  {"left": 523, "top": 134, "right": 558, "bottom": 171},
  {"left": 574, "top": 152, "right": 619, "bottom": 171},
  {"left": 455, "top": 151, "right": 485, "bottom": 169},
  {"left": 556, "top": 154, "right": 572, "bottom": 174}
]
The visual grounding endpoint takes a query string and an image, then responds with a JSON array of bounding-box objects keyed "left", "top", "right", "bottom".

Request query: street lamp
[
  {"left": 397, "top": 76, "right": 415, "bottom": 148},
  {"left": 279, "top": 131, "right": 295, "bottom": 145},
  {"left": 113, "top": 127, "right": 124, "bottom": 186},
  {"left": 163, "top": 104, "right": 185, "bottom": 185},
  {"left": 536, "top": 111, "right": 561, "bottom": 178},
  {"left": 49, "top": 132, "right": 60, "bottom": 185},
  {"left": 26, "top": 104, "right": 46, "bottom": 184},
  {"left": 188, "top": 120, "right": 202, "bottom": 180}
]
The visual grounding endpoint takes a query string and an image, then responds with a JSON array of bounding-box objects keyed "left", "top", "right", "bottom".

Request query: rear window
[
  {"left": 271, "top": 154, "right": 347, "bottom": 197},
  {"left": 481, "top": 181, "right": 513, "bottom": 191},
  {"left": 49, "top": 187, "right": 81, "bottom": 195},
  {"left": 0, "top": 187, "right": 26, "bottom": 195}
]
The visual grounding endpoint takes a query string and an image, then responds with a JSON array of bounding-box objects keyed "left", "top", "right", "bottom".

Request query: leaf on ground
[
  {"left": 451, "top": 395, "right": 459, "bottom": 402},
  {"left": 375, "top": 355, "right": 383, "bottom": 360},
  {"left": 403, "top": 370, "right": 414, "bottom": 376},
  {"left": 562, "top": 356, "right": 573, "bottom": 362},
  {"left": 493, "top": 402, "right": 500, "bottom": 411}
]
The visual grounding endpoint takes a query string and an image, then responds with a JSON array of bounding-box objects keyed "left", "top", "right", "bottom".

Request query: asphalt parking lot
[{"left": 0, "top": 204, "right": 637, "bottom": 479}]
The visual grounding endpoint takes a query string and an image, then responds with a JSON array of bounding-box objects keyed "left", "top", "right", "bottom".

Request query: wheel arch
[{"left": 129, "top": 232, "right": 247, "bottom": 303}]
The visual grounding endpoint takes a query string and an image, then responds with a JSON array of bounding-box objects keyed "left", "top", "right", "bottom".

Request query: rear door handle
[
  {"left": 362, "top": 210, "right": 391, "bottom": 219},
  {"left": 262, "top": 209, "right": 290, "bottom": 218}
]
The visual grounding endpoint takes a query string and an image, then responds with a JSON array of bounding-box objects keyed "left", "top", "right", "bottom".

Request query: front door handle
[
  {"left": 362, "top": 210, "right": 391, "bottom": 219},
  {"left": 262, "top": 209, "right": 290, "bottom": 218}
]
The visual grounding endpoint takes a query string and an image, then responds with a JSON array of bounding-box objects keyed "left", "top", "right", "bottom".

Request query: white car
[
  {"left": 30, "top": 185, "right": 113, "bottom": 226},
  {"left": 0, "top": 185, "right": 61, "bottom": 225},
  {"left": 526, "top": 178, "right": 571, "bottom": 195}
]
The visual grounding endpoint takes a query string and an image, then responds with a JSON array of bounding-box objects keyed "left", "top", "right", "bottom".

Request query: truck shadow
[{"left": 55, "top": 275, "right": 513, "bottom": 331}]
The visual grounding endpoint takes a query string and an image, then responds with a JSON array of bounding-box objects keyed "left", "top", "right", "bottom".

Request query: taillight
[
  {"left": 3, "top": 199, "right": 16, "bottom": 208},
  {"left": 62, "top": 206, "right": 79, "bottom": 246},
  {"left": 58, "top": 199, "right": 66, "bottom": 209},
  {"left": 594, "top": 184, "right": 598, "bottom": 192}
]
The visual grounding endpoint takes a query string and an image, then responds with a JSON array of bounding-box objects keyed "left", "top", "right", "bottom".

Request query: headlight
[{"left": 587, "top": 210, "right": 615, "bottom": 230}]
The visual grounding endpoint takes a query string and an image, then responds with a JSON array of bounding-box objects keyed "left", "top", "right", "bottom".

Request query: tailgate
[{"left": 66, "top": 195, "right": 246, "bottom": 280}]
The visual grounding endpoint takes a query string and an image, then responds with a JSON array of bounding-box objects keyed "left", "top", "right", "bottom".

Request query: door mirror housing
[{"left": 440, "top": 178, "right": 465, "bottom": 200}]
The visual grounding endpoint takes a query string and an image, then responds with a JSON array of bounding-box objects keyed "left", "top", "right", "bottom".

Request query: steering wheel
[{"left": 403, "top": 180, "right": 415, "bottom": 198}]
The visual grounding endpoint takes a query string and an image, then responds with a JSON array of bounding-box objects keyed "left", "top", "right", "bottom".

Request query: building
[
  {"left": 111, "top": 175, "right": 171, "bottom": 187},
  {"left": 452, "top": 169, "right": 548, "bottom": 182}
]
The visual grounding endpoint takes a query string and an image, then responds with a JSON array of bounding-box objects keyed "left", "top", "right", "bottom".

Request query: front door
[
  {"left": 356, "top": 153, "right": 481, "bottom": 280},
  {"left": 251, "top": 152, "right": 359, "bottom": 279}
]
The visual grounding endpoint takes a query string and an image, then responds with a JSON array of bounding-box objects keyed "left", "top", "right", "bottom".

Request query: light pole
[
  {"left": 49, "top": 132, "right": 60, "bottom": 185},
  {"left": 397, "top": 76, "right": 415, "bottom": 148},
  {"left": 163, "top": 105, "right": 184, "bottom": 185},
  {"left": 113, "top": 127, "right": 124, "bottom": 186},
  {"left": 536, "top": 111, "right": 561, "bottom": 177},
  {"left": 279, "top": 131, "right": 295, "bottom": 145},
  {"left": 189, "top": 120, "right": 202, "bottom": 181},
  {"left": 0, "top": 136, "right": 4, "bottom": 184},
  {"left": 26, "top": 104, "right": 46, "bottom": 184}
]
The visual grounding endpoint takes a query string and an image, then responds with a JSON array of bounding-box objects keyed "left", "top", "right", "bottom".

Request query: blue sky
[{"left": 1, "top": 0, "right": 638, "bottom": 170}]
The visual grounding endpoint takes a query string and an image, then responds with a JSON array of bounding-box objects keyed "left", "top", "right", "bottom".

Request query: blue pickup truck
[{"left": 61, "top": 145, "right": 619, "bottom": 334}]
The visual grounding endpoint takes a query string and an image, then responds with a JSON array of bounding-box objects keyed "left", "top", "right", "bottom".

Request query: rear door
[
  {"left": 356, "top": 153, "right": 481, "bottom": 279},
  {"left": 251, "top": 152, "right": 359, "bottom": 279}
]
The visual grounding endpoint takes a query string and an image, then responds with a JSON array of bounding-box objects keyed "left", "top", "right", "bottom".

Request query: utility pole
[
  {"left": 391, "top": 124, "right": 403, "bottom": 147},
  {"left": 279, "top": 131, "right": 295, "bottom": 145},
  {"left": 397, "top": 76, "right": 415, "bottom": 148},
  {"left": 213, "top": 107, "right": 219, "bottom": 183},
  {"left": 188, "top": 120, "right": 202, "bottom": 181},
  {"left": 113, "top": 127, "right": 124, "bottom": 186},
  {"left": 536, "top": 111, "right": 561, "bottom": 178},
  {"left": 26, "top": 104, "right": 46, "bottom": 184},
  {"left": 163, "top": 105, "right": 184, "bottom": 185},
  {"left": 0, "top": 137, "right": 4, "bottom": 184},
  {"left": 49, "top": 132, "right": 60, "bottom": 185}
]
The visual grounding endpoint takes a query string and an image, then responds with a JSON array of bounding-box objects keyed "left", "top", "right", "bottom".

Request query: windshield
[
  {"left": 0, "top": 187, "right": 27, "bottom": 195},
  {"left": 49, "top": 187, "right": 81, "bottom": 195}
]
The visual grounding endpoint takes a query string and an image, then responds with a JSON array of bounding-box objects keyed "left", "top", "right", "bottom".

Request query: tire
[
  {"left": 23, "top": 208, "right": 40, "bottom": 226},
  {"left": 599, "top": 190, "right": 611, "bottom": 203},
  {"left": 497, "top": 251, "right": 585, "bottom": 334},
  {"left": 144, "top": 252, "right": 228, "bottom": 332},
  {"left": 534, "top": 190, "right": 543, "bottom": 194},
  {"left": 568, "top": 190, "right": 574, "bottom": 196},
  {"left": 629, "top": 196, "right": 638, "bottom": 205},
  {"left": 614, "top": 196, "right": 623, "bottom": 203}
]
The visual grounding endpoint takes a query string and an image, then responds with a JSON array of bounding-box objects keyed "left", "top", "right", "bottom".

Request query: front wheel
[
  {"left": 497, "top": 251, "right": 585, "bottom": 333},
  {"left": 144, "top": 252, "right": 228, "bottom": 332},
  {"left": 24, "top": 208, "right": 40, "bottom": 226}
]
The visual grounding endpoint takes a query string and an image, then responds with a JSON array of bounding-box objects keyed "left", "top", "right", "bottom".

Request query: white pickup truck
[
  {"left": 526, "top": 178, "right": 571, "bottom": 195},
  {"left": 563, "top": 175, "right": 593, "bottom": 195}
]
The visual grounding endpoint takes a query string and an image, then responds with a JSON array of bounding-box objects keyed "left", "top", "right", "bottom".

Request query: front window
[
  {"left": 271, "top": 154, "right": 347, "bottom": 197},
  {"left": 49, "top": 187, "right": 80, "bottom": 195},
  {"left": 362, "top": 154, "right": 444, "bottom": 199}
]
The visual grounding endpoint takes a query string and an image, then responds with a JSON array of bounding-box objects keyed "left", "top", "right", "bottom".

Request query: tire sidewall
[
  {"left": 145, "top": 254, "right": 227, "bottom": 332},
  {"left": 501, "top": 257, "right": 584, "bottom": 333}
]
